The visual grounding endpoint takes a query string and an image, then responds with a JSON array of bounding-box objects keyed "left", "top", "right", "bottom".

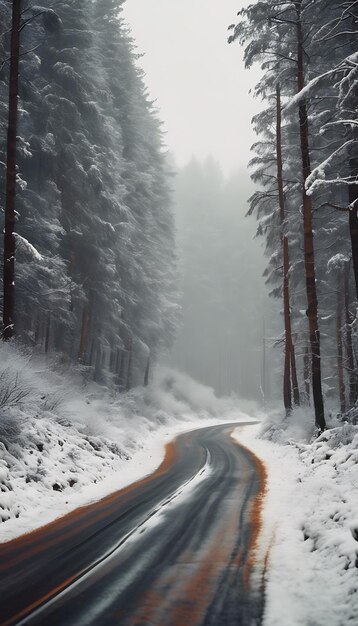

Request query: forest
[
  {"left": 0, "top": 0, "right": 178, "bottom": 390},
  {"left": 0, "top": 0, "right": 357, "bottom": 431},
  {"left": 228, "top": 0, "right": 358, "bottom": 429},
  {"left": 0, "top": 2, "right": 357, "bottom": 625}
]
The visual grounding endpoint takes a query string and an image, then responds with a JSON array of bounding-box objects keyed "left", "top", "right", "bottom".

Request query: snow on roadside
[
  {"left": 233, "top": 415, "right": 358, "bottom": 626},
  {"left": 0, "top": 342, "right": 253, "bottom": 543}
]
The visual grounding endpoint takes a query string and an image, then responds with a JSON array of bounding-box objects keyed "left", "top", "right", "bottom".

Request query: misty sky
[{"left": 122, "top": 0, "right": 260, "bottom": 175}]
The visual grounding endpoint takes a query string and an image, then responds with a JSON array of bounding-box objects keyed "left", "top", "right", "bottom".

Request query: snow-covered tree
[{"left": 0, "top": 0, "right": 178, "bottom": 387}]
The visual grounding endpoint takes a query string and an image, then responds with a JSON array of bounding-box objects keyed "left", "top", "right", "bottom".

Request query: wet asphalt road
[{"left": 0, "top": 422, "right": 265, "bottom": 626}]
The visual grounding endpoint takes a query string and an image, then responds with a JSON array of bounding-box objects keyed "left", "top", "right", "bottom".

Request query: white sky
[{"left": 122, "top": 0, "right": 260, "bottom": 176}]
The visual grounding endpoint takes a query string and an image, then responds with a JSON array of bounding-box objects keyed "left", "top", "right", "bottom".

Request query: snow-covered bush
[{"left": 258, "top": 405, "right": 342, "bottom": 444}]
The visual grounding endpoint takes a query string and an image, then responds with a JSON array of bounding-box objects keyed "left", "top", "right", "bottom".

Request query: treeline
[
  {"left": 229, "top": 1, "right": 357, "bottom": 428},
  {"left": 0, "top": 1, "right": 178, "bottom": 387},
  {"left": 172, "top": 158, "right": 266, "bottom": 401}
]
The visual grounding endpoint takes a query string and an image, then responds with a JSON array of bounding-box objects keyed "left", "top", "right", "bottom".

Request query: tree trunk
[
  {"left": 94, "top": 343, "right": 102, "bottom": 382},
  {"left": 336, "top": 276, "right": 346, "bottom": 414},
  {"left": 126, "top": 337, "right": 133, "bottom": 391},
  {"left": 283, "top": 345, "right": 292, "bottom": 414},
  {"left": 89, "top": 335, "right": 96, "bottom": 366},
  {"left": 45, "top": 311, "right": 51, "bottom": 354},
  {"left": 117, "top": 349, "right": 127, "bottom": 390},
  {"left": 349, "top": 130, "right": 358, "bottom": 297},
  {"left": 349, "top": 209, "right": 358, "bottom": 299},
  {"left": 276, "top": 83, "right": 300, "bottom": 412},
  {"left": 344, "top": 261, "right": 357, "bottom": 406},
  {"left": 290, "top": 343, "right": 300, "bottom": 406},
  {"left": 303, "top": 345, "right": 310, "bottom": 405},
  {"left": 115, "top": 348, "right": 121, "bottom": 375},
  {"left": 296, "top": 2, "right": 325, "bottom": 430},
  {"left": 348, "top": 19, "right": 358, "bottom": 300},
  {"left": 144, "top": 354, "right": 150, "bottom": 387},
  {"left": 3, "top": 0, "right": 21, "bottom": 340},
  {"left": 78, "top": 304, "right": 89, "bottom": 363},
  {"left": 261, "top": 318, "right": 266, "bottom": 403}
]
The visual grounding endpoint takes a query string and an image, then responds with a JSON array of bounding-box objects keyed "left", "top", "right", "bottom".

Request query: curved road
[{"left": 0, "top": 423, "right": 266, "bottom": 626}]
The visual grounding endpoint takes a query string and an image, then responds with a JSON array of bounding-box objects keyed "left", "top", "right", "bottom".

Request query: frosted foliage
[
  {"left": 0, "top": 0, "right": 178, "bottom": 384},
  {"left": 14, "top": 234, "right": 42, "bottom": 262},
  {"left": 327, "top": 253, "right": 350, "bottom": 272},
  {"left": 229, "top": 0, "right": 357, "bottom": 410}
]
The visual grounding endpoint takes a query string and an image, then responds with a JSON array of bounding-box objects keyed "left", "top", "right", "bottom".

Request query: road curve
[{"left": 0, "top": 422, "right": 266, "bottom": 626}]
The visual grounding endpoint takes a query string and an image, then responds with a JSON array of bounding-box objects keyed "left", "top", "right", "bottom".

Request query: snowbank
[
  {"left": 234, "top": 412, "right": 358, "bottom": 626},
  {"left": 0, "top": 342, "right": 254, "bottom": 542}
]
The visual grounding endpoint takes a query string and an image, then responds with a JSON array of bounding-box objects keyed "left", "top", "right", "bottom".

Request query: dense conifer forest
[
  {"left": 0, "top": 0, "right": 178, "bottom": 388},
  {"left": 0, "top": 4, "right": 357, "bottom": 623},
  {"left": 0, "top": 0, "right": 357, "bottom": 424}
]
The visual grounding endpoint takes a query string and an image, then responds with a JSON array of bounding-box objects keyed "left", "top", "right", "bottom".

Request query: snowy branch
[
  {"left": 14, "top": 234, "right": 43, "bottom": 261},
  {"left": 305, "top": 139, "right": 356, "bottom": 192},
  {"left": 284, "top": 51, "right": 358, "bottom": 111}
]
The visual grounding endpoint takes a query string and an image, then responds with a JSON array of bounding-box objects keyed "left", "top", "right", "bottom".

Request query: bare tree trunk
[
  {"left": 349, "top": 209, "right": 358, "bottom": 300},
  {"left": 296, "top": 1, "right": 325, "bottom": 430},
  {"left": 348, "top": 22, "right": 358, "bottom": 300},
  {"left": 78, "top": 305, "right": 89, "bottom": 363},
  {"left": 3, "top": 0, "right": 21, "bottom": 340},
  {"left": 344, "top": 261, "right": 357, "bottom": 406},
  {"left": 45, "top": 311, "right": 51, "bottom": 354},
  {"left": 303, "top": 345, "right": 310, "bottom": 404},
  {"left": 276, "top": 83, "right": 300, "bottom": 413},
  {"left": 144, "top": 354, "right": 150, "bottom": 387},
  {"left": 34, "top": 314, "right": 41, "bottom": 345},
  {"left": 89, "top": 335, "right": 96, "bottom": 366},
  {"left": 117, "top": 349, "right": 126, "bottom": 390},
  {"left": 126, "top": 337, "right": 133, "bottom": 391},
  {"left": 261, "top": 318, "right": 266, "bottom": 403},
  {"left": 109, "top": 347, "right": 117, "bottom": 373},
  {"left": 290, "top": 343, "right": 300, "bottom": 406},
  {"left": 115, "top": 348, "right": 121, "bottom": 375},
  {"left": 94, "top": 342, "right": 102, "bottom": 381},
  {"left": 336, "top": 276, "right": 346, "bottom": 414}
]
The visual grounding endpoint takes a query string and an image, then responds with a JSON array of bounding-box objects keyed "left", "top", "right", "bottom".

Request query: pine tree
[{"left": 0, "top": 0, "right": 178, "bottom": 386}]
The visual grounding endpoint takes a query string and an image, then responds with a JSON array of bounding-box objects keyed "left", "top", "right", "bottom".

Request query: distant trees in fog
[
  {"left": 0, "top": 0, "right": 178, "bottom": 387},
  {"left": 171, "top": 158, "right": 267, "bottom": 401},
  {"left": 230, "top": 0, "right": 358, "bottom": 427}
]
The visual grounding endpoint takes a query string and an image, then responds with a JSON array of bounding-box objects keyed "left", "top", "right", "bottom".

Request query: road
[{"left": 0, "top": 422, "right": 266, "bottom": 626}]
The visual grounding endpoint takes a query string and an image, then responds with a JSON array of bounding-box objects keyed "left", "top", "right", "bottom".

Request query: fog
[
  {"left": 122, "top": 2, "right": 274, "bottom": 401},
  {"left": 170, "top": 160, "right": 264, "bottom": 400},
  {"left": 122, "top": 0, "right": 260, "bottom": 175}
]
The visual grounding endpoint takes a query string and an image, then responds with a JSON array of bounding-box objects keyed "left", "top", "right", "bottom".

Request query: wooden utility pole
[
  {"left": 295, "top": 0, "right": 325, "bottom": 430},
  {"left": 3, "top": 0, "right": 21, "bottom": 339}
]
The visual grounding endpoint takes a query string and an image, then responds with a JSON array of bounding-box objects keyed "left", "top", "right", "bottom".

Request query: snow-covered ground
[
  {"left": 234, "top": 411, "right": 358, "bottom": 626},
  {"left": 1, "top": 343, "right": 357, "bottom": 626},
  {"left": 0, "top": 342, "right": 254, "bottom": 542}
]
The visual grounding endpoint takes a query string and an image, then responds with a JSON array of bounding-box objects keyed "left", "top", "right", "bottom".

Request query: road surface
[{"left": 0, "top": 423, "right": 266, "bottom": 626}]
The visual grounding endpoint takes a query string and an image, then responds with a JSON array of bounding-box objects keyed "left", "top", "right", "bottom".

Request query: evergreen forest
[
  {"left": 0, "top": 0, "right": 178, "bottom": 389},
  {"left": 0, "top": 3, "right": 357, "bottom": 624}
]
